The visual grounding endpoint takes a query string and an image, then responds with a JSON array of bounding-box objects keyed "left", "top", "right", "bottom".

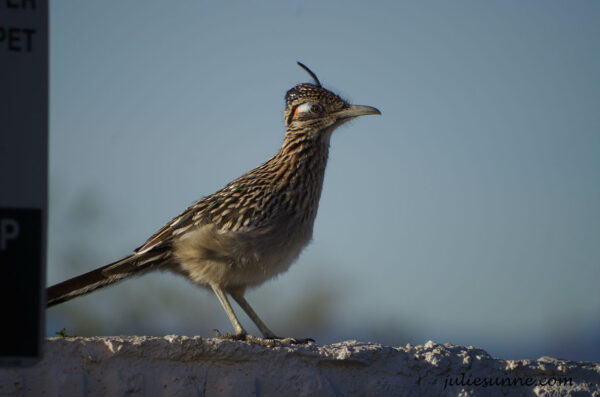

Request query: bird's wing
[
  {"left": 133, "top": 201, "right": 205, "bottom": 255},
  {"left": 133, "top": 166, "right": 279, "bottom": 256}
]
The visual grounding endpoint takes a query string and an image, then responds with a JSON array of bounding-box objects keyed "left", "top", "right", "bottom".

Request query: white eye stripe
[
  {"left": 296, "top": 102, "right": 314, "bottom": 115},
  {"left": 294, "top": 102, "right": 324, "bottom": 117}
]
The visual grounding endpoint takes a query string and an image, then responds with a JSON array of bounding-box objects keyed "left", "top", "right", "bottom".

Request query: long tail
[{"left": 46, "top": 249, "right": 171, "bottom": 308}]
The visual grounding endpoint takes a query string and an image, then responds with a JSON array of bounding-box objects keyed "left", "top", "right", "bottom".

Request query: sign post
[{"left": 0, "top": 0, "right": 48, "bottom": 365}]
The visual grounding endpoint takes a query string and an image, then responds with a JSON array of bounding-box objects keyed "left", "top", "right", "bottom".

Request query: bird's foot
[
  {"left": 247, "top": 335, "right": 315, "bottom": 347},
  {"left": 214, "top": 329, "right": 314, "bottom": 346},
  {"left": 214, "top": 329, "right": 248, "bottom": 341}
]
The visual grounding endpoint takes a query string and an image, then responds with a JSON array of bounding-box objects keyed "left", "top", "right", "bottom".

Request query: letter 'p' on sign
[
  {"left": 0, "top": 1, "right": 48, "bottom": 365},
  {"left": 0, "top": 218, "right": 20, "bottom": 250}
]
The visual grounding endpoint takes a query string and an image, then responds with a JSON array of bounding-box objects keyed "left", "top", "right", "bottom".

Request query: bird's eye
[
  {"left": 310, "top": 103, "right": 324, "bottom": 113},
  {"left": 294, "top": 102, "right": 324, "bottom": 117}
]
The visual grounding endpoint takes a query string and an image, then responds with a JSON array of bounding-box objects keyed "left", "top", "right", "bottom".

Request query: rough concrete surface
[{"left": 0, "top": 336, "right": 598, "bottom": 396}]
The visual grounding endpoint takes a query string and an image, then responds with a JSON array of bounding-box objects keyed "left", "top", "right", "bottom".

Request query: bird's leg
[
  {"left": 228, "top": 287, "right": 278, "bottom": 339},
  {"left": 229, "top": 288, "right": 315, "bottom": 345},
  {"left": 210, "top": 283, "right": 247, "bottom": 339}
]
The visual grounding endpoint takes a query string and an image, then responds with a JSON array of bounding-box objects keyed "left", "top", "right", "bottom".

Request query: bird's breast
[{"left": 172, "top": 215, "right": 314, "bottom": 289}]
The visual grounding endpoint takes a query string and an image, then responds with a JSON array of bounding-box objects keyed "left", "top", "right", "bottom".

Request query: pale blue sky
[{"left": 47, "top": 1, "right": 600, "bottom": 361}]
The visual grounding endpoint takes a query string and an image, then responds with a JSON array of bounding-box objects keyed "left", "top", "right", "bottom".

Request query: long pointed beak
[{"left": 335, "top": 104, "right": 381, "bottom": 119}]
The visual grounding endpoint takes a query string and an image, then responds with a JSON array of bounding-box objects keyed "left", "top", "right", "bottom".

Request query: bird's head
[{"left": 284, "top": 62, "right": 380, "bottom": 136}]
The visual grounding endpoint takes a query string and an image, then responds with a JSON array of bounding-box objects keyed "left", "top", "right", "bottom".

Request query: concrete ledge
[{"left": 1, "top": 336, "right": 598, "bottom": 396}]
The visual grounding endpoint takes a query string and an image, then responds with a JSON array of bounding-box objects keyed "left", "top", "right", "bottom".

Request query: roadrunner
[{"left": 47, "top": 63, "right": 381, "bottom": 342}]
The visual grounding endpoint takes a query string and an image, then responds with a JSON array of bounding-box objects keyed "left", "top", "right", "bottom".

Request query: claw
[
  {"left": 214, "top": 329, "right": 248, "bottom": 341},
  {"left": 247, "top": 335, "right": 316, "bottom": 347}
]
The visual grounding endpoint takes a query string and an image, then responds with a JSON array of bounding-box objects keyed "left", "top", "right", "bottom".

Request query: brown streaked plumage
[{"left": 47, "top": 62, "right": 381, "bottom": 342}]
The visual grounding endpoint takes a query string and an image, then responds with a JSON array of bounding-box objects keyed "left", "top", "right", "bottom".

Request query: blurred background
[{"left": 47, "top": 1, "right": 600, "bottom": 362}]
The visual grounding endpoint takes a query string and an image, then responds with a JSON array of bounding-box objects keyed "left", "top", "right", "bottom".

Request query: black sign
[
  {"left": 0, "top": 208, "right": 43, "bottom": 362},
  {"left": 0, "top": 0, "right": 47, "bottom": 365}
]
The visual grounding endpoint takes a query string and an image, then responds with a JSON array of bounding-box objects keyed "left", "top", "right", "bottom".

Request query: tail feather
[{"left": 46, "top": 250, "right": 171, "bottom": 308}]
